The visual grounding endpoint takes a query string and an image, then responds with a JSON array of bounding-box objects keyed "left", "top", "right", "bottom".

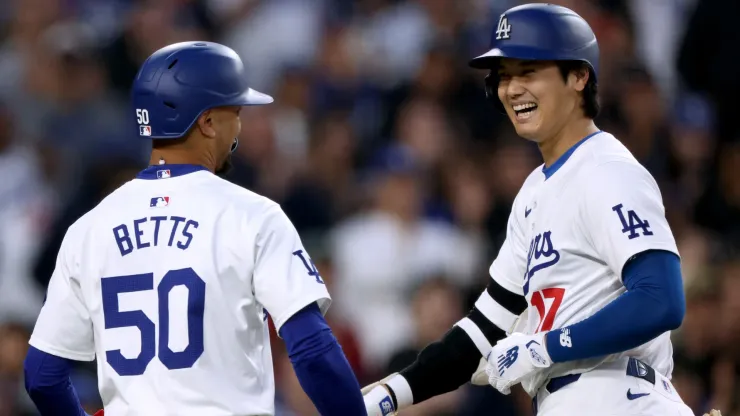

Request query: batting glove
[
  {"left": 485, "top": 332, "right": 552, "bottom": 395},
  {"left": 92, "top": 411, "right": 104, "bottom": 416}
]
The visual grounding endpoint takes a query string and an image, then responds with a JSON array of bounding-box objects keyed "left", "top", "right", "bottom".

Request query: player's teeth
[{"left": 513, "top": 103, "right": 537, "bottom": 112}]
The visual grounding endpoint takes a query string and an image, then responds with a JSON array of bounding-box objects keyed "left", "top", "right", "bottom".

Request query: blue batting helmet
[
  {"left": 131, "top": 41, "right": 273, "bottom": 139},
  {"left": 469, "top": 3, "right": 599, "bottom": 109}
]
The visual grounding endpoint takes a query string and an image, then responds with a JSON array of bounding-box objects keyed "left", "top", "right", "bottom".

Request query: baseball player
[
  {"left": 23, "top": 41, "right": 366, "bottom": 415},
  {"left": 362, "top": 4, "right": 700, "bottom": 415}
]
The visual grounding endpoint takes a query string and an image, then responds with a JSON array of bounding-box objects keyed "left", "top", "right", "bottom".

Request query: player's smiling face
[{"left": 497, "top": 59, "right": 584, "bottom": 142}]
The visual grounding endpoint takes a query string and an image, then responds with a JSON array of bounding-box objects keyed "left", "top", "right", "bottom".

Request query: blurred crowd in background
[{"left": 0, "top": 0, "right": 739, "bottom": 415}]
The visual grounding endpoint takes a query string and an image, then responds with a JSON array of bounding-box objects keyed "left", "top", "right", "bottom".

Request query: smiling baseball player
[{"left": 362, "top": 4, "right": 699, "bottom": 415}]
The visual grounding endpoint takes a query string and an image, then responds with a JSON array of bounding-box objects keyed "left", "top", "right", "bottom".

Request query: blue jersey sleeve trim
[
  {"left": 545, "top": 250, "right": 685, "bottom": 363},
  {"left": 279, "top": 303, "right": 365, "bottom": 415},
  {"left": 24, "top": 346, "right": 88, "bottom": 416}
]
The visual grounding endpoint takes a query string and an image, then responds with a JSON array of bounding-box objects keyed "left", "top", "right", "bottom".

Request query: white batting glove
[
  {"left": 362, "top": 373, "right": 413, "bottom": 416},
  {"left": 485, "top": 332, "right": 552, "bottom": 395}
]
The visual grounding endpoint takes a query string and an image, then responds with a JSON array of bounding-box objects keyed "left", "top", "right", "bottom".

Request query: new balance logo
[
  {"left": 497, "top": 346, "right": 519, "bottom": 376},
  {"left": 379, "top": 397, "right": 395, "bottom": 415},
  {"left": 559, "top": 328, "right": 572, "bottom": 348},
  {"left": 612, "top": 203, "right": 653, "bottom": 239}
]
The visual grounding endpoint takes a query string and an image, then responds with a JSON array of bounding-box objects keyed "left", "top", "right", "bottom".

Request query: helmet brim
[
  {"left": 229, "top": 87, "right": 274, "bottom": 106},
  {"left": 469, "top": 43, "right": 599, "bottom": 75},
  {"left": 469, "top": 48, "right": 507, "bottom": 69},
  {"left": 469, "top": 45, "right": 562, "bottom": 69}
]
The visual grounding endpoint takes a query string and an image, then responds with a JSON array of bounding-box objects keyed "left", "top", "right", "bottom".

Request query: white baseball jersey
[
  {"left": 483, "top": 131, "right": 679, "bottom": 393},
  {"left": 29, "top": 164, "right": 331, "bottom": 416}
]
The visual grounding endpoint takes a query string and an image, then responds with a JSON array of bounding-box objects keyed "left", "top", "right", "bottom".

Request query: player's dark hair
[{"left": 557, "top": 61, "right": 600, "bottom": 119}]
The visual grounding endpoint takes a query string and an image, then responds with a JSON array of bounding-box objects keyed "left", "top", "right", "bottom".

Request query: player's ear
[
  {"left": 570, "top": 66, "right": 589, "bottom": 93},
  {"left": 196, "top": 110, "right": 217, "bottom": 138}
]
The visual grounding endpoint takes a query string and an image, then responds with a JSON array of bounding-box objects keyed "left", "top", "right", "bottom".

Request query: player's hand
[
  {"left": 703, "top": 410, "right": 722, "bottom": 416},
  {"left": 362, "top": 373, "right": 400, "bottom": 416},
  {"left": 485, "top": 332, "right": 552, "bottom": 395}
]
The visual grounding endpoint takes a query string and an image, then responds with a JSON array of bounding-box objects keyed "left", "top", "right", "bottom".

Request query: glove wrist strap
[{"left": 386, "top": 374, "right": 413, "bottom": 409}]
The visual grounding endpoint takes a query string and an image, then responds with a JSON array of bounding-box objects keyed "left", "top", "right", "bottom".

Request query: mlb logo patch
[
  {"left": 156, "top": 169, "right": 171, "bottom": 179},
  {"left": 139, "top": 125, "right": 152, "bottom": 136},
  {"left": 150, "top": 196, "right": 169, "bottom": 208}
]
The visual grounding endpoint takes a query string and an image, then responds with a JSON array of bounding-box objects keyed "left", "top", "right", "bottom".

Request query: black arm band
[
  {"left": 486, "top": 277, "right": 528, "bottom": 315},
  {"left": 398, "top": 278, "right": 526, "bottom": 404},
  {"left": 399, "top": 321, "right": 507, "bottom": 403}
]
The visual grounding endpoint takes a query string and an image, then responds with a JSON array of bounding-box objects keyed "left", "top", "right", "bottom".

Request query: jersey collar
[
  {"left": 136, "top": 164, "right": 210, "bottom": 180},
  {"left": 542, "top": 130, "right": 601, "bottom": 180}
]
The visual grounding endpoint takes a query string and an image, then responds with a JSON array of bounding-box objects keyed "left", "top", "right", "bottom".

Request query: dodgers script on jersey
[
  {"left": 488, "top": 131, "right": 678, "bottom": 395},
  {"left": 28, "top": 165, "right": 331, "bottom": 415}
]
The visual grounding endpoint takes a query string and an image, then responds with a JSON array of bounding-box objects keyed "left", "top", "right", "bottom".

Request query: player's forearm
[
  {"left": 396, "top": 278, "right": 528, "bottom": 405},
  {"left": 397, "top": 325, "right": 487, "bottom": 404},
  {"left": 280, "top": 303, "right": 365, "bottom": 415},
  {"left": 292, "top": 338, "right": 366, "bottom": 415},
  {"left": 23, "top": 346, "right": 88, "bottom": 416},
  {"left": 545, "top": 250, "right": 685, "bottom": 363}
]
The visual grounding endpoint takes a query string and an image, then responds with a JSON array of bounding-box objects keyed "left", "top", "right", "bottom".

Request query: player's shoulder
[
  {"left": 579, "top": 131, "right": 656, "bottom": 184},
  {"left": 198, "top": 174, "right": 280, "bottom": 212},
  {"left": 569, "top": 132, "right": 665, "bottom": 210}
]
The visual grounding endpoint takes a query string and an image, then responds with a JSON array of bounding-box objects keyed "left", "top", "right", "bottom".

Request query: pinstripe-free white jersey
[
  {"left": 29, "top": 164, "right": 331, "bottom": 415},
  {"left": 466, "top": 131, "right": 679, "bottom": 396}
]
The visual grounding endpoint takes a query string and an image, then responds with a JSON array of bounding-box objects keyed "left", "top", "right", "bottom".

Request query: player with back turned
[
  {"left": 362, "top": 4, "right": 704, "bottom": 415},
  {"left": 23, "top": 41, "right": 366, "bottom": 416}
]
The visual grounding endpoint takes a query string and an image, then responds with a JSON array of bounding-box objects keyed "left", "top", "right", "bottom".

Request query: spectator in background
[
  {"left": 694, "top": 142, "right": 740, "bottom": 254},
  {"left": 0, "top": 323, "right": 34, "bottom": 416},
  {"left": 281, "top": 111, "right": 361, "bottom": 235},
  {"left": 0, "top": 103, "right": 53, "bottom": 327},
  {"left": 677, "top": 0, "right": 740, "bottom": 146},
  {"left": 671, "top": 268, "right": 722, "bottom": 414},
  {"left": 32, "top": 157, "right": 142, "bottom": 290},
  {"left": 385, "top": 277, "right": 465, "bottom": 416},
  {"left": 103, "top": 0, "right": 214, "bottom": 98},
  {"left": 331, "top": 144, "right": 483, "bottom": 372}
]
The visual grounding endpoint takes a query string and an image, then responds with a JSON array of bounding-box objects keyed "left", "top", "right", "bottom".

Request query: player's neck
[
  {"left": 538, "top": 118, "right": 599, "bottom": 168},
  {"left": 149, "top": 148, "right": 217, "bottom": 173}
]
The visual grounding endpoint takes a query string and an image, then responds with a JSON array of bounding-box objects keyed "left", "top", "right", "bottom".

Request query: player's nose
[{"left": 504, "top": 79, "right": 527, "bottom": 105}]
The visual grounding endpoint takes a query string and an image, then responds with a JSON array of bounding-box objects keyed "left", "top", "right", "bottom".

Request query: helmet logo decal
[
  {"left": 136, "top": 108, "right": 152, "bottom": 136},
  {"left": 495, "top": 14, "right": 512, "bottom": 40}
]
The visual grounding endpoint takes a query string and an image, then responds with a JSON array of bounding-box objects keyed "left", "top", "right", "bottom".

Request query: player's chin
[
  {"left": 508, "top": 108, "right": 541, "bottom": 133},
  {"left": 510, "top": 118, "right": 542, "bottom": 141}
]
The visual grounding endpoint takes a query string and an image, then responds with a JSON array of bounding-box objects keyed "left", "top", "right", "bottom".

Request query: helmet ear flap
[{"left": 484, "top": 72, "right": 507, "bottom": 114}]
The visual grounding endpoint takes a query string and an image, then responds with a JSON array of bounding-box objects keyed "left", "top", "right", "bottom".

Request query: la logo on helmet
[{"left": 496, "top": 14, "right": 512, "bottom": 40}]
